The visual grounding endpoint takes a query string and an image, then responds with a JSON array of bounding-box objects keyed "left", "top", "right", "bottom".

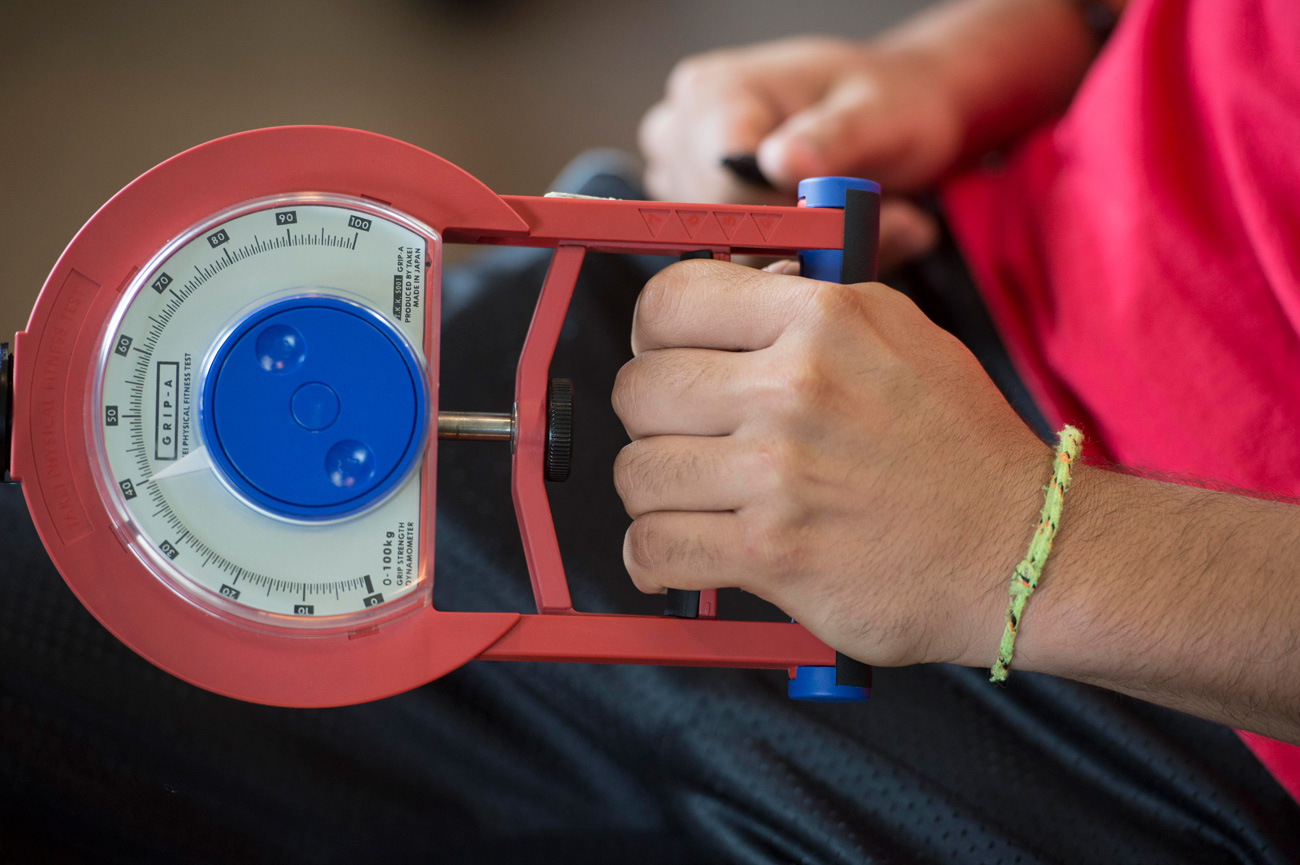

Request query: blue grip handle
[
  {"left": 789, "top": 176, "right": 881, "bottom": 702},
  {"left": 797, "top": 176, "right": 881, "bottom": 284}
]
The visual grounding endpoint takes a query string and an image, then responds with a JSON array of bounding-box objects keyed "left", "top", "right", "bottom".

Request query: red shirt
[{"left": 942, "top": 0, "right": 1300, "bottom": 800}]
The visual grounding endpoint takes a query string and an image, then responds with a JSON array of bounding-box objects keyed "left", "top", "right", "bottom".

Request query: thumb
[{"left": 755, "top": 78, "right": 891, "bottom": 190}]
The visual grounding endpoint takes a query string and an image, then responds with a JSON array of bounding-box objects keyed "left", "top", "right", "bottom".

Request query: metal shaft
[{"left": 437, "top": 411, "right": 513, "bottom": 442}]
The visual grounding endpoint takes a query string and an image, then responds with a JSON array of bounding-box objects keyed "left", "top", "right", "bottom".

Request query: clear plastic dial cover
[{"left": 92, "top": 195, "right": 436, "bottom": 632}]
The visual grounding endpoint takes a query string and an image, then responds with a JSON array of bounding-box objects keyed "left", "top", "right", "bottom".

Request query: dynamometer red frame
[{"left": 10, "top": 126, "right": 847, "bottom": 706}]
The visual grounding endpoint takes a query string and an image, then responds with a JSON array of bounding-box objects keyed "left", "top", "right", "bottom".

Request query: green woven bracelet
[{"left": 989, "top": 426, "right": 1084, "bottom": 684}]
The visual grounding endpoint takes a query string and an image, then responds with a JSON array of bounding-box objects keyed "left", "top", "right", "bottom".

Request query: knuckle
[
  {"left": 625, "top": 518, "right": 665, "bottom": 575},
  {"left": 883, "top": 283, "right": 927, "bottom": 326},
  {"left": 637, "top": 101, "right": 672, "bottom": 156},
  {"left": 749, "top": 350, "right": 829, "bottom": 418},
  {"left": 612, "top": 442, "right": 639, "bottom": 503},
  {"left": 833, "top": 75, "right": 884, "bottom": 115},
  {"left": 765, "top": 438, "right": 805, "bottom": 486},
  {"left": 612, "top": 439, "right": 679, "bottom": 516},
  {"left": 636, "top": 262, "right": 692, "bottom": 333},
  {"left": 610, "top": 357, "right": 644, "bottom": 422},
  {"left": 754, "top": 437, "right": 813, "bottom": 507},
  {"left": 667, "top": 55, "right": 720, "bottom": 96},
  {"left": 739, "top": 515, "right": 803, "bottom": 580},
  {"left": 750, "top": 372, "right": 795, "bottom": 417},
  {"left": 808, "top": 279, "right": 873, "bottom": 323},
  {"left": 783, "top": 354, "right": 831, "bottom": 409}
]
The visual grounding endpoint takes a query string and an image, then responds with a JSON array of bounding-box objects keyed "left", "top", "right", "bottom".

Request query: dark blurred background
[{"left": 0, "top": 0, "right": 927, "bottom": 338}]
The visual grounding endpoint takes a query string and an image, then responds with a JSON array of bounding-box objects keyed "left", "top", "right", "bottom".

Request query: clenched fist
[{"left": 611, "top": 260, "right": 1049, "bottom": 668}]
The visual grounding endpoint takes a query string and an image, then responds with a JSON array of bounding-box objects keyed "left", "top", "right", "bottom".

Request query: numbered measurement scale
[
  {"left": 3, "top": 126, "right": 879, "bottom": 706},
  {"left": 104, "top": 198, "right": 432, "bottom": 626}
]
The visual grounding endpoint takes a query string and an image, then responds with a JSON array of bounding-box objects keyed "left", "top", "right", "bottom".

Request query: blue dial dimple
[
  {"left": 200, "top": 296, "right": 427, "bottom": 520},
  {"left": 255, "top": 323, "right": 306, "bottom": 373},
  {"left": 326, "top": 440, "right": 376, "bottom": 488}
]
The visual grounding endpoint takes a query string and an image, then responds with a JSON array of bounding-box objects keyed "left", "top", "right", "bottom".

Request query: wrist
[
  {"left": 946, "top": 434, "right": 1060, "bottom": 669},
  {"left": 976, "top": 464, "right": 1175, "bottom": 684}
]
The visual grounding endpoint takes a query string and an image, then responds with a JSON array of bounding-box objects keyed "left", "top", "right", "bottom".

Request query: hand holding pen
[{"left": 637, "top": 36, "right": 959, "bottom": 270}]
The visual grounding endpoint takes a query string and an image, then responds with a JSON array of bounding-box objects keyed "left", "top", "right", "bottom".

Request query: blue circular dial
[{"left": 201, "top": 295, "right": 428, "bottom": 521}]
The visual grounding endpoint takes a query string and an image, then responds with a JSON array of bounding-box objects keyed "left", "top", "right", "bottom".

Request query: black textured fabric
[{"left": 2, "top": 167, "right": 1299, "bottom": 863}]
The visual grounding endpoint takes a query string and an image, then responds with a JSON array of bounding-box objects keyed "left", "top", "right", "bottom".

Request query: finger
[
  {"left": 763, "top": 259, "right": 800, "bottom": 276},
  {"left": 642, "top": 94, "right": 788, "bottom": 205},
  {"left": 636, "top": 100, "right": 674, "bottom": 166},
  {"left": 613, "top": 348, "right": 748, "bottom": 438},
  {"left": 643, "top": 164, "right": 673, "bottom": 204},
  {"left": 680, "top": 97, "right": 789, "bottom": 205},
  {"left": 756, "top": 78, "right": 892, "bottom": 188},
  {"left": 640, "top": 102, "right": 693, "bottom": 202},
  {"left": 878, "top": 199, "right": 939, "bottom": 273},
  {"left": 696, "top": 95, "right": 796, "bottom": 204},
  {"left": 632, "top": 259, "right": 812, "bottom": 354},
  {"left": 697, "top": 90, "right": 780, "bottom": 170},
  {"left": 614, "top": 435, "right": 756, "bottom": 518},
  {"left": 623, "top": 511, "right": 751, "bottom": 594}
]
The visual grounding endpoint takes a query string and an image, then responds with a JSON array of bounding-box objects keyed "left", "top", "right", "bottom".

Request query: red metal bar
[
  {"left": 512, "top": 245, "right": 586, "bottom": 613},
  {"left": 444, "top": 196, "right": 845, "bottom": 255},
  {"left": 478, "top": 614, "right": 834, "bottom": 669}
]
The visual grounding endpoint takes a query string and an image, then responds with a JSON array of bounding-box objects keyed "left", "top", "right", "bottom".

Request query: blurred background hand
[
  {"left": 0, "top": 1, "right": 928, "bottom": 341},
  {"left": 638, "top": 36, "right": 955, "bottom": 270},
  {"left": 638, "top": 0, "right": 1108, "bottom": 271}
]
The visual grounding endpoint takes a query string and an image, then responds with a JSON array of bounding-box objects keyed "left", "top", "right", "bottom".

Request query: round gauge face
[{"left": 92, "top": 195, "right": 437, "bottom": 631}]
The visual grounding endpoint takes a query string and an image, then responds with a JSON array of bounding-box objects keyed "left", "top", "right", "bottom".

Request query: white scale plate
[{"left": 93, "top": 195, "right": 436, "bottom": 630}]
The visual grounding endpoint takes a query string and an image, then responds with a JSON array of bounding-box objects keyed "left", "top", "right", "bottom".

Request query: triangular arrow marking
[
  {"left": 751, "top": 213, "right": 782, "bottom": 241},
  {"left": 639, "top": 208, "right": 671, "bottom": 237},
  {"left": 676, "top": 210, "right": 707, "bottom": 238},
  {"left": 714, "top": 211, "right": 747, "bottom": 239}
]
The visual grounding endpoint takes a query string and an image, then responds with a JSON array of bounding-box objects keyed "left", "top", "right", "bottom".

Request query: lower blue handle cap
[{"left": 788, "top": 665, "right": 870, "bottom": 702}]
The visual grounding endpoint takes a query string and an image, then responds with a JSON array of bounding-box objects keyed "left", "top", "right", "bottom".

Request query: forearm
[
  {"left": 876, "top": 0, "right": 1112, "bottom": 161},
  {"left": 961, "top": 464, "right": 1300, "bottom": 743},
  {"left": 611, "top": 260, "right": 1300, "bottom": 742}
]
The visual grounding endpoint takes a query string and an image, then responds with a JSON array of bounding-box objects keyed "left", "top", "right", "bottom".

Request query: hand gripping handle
[
  {"left": 661, "top": 179, "right": 881, "bottom": 701},
  {"left": 788, "top": 176, "right": 881, "bottom": 702}
]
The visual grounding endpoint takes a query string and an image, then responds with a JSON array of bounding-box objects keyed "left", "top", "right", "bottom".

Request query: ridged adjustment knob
[{"left": 545, "top": 378, "right": 573, "bottom": 483}]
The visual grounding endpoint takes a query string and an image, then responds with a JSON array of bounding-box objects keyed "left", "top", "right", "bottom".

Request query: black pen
[{"left": 721, "top": 154, "right": 776, "bottom": 190}]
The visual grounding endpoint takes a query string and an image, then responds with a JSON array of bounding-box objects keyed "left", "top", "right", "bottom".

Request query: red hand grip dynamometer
[{"left": 2, "top": 126, "right": 877, "bottom": 706}]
